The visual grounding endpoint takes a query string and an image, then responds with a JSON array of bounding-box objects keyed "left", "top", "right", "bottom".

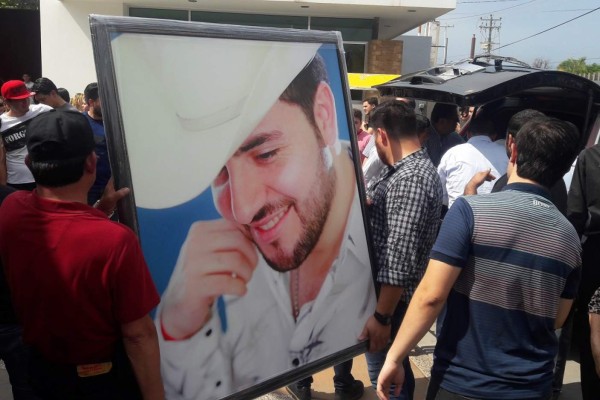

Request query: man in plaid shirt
[{"left": 360, "top": 100, "right": 443, "bottom": 399}]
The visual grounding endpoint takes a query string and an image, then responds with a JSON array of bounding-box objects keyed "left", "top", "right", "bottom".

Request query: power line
[
  {"left": 441, "top": 0, "right": 536, "bottom": 21},
  {"left": 543, "top": 9, "right": 595, "bottom": 13},
  {"left": 495, "top": 6, "right": 600, "bottom": 50}
]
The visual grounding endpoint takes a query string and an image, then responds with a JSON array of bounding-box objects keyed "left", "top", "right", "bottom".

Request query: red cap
[{"left": 1, "top": 80, "right": 32, "bottom": 100}]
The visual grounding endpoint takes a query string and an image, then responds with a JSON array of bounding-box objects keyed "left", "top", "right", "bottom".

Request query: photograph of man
[
  {"left": 106, "top": 34, "right": 376, "bottom": 400},
  {"left": 157, "top": 49, "right": 375, "bottom": 400}
]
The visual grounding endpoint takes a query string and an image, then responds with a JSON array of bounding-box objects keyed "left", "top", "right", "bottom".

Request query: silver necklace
[{"left": 291, "top": 269, "right": 300, "bottom": 321}]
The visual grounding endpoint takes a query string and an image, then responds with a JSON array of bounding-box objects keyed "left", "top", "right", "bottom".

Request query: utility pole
[
  {"left": 439, "top": 24, "right": 454, "bottom": 64},
  {"left": 428, "top": 20, "right": 441, "bottom": 67},
  {"left": 479, "top": 14, "right": 501, "bottom": 58}
]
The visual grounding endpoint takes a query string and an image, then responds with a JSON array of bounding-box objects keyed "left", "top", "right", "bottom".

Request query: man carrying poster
[{"left": 153, "top": 51, "right": 376, "bottom": 399}]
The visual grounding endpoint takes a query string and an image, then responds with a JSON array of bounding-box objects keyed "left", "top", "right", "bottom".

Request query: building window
[
  {"left": 310, "top": 17, "right": 374, "bottom": 42},
  {"left": 344, "top": 43, "right": 367, "bottom": 74},
  {"left": 191, "top": 11, "right": 307, "bottom": 29},
  {"left": 129, "top": 8, "right": 189, "bottom": 21}
]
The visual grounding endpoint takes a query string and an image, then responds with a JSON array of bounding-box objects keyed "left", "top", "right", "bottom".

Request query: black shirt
[{"left": 568, "top": 144, "right": 600, "bottom": 237}]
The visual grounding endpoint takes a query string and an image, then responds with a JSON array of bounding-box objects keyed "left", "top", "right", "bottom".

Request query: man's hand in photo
[{"left": 160, "top": 219, "right": 258, "bottom": 340}]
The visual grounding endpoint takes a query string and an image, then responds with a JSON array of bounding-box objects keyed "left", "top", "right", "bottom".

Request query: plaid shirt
[{"left": 366, "top": 148, "right": 443, "bottom": 303}]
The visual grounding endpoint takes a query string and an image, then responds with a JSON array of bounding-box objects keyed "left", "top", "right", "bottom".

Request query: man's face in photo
[{"left": 211, "top": 99, "right": 336, "bottom": 272}]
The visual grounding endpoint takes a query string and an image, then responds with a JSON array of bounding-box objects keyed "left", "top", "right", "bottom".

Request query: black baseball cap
[
  {"left": 27, "top": 110, "right": 95, "bottom": 162},
  {"left": 31, "top": 77, "right": 58, "bottom": 95}
]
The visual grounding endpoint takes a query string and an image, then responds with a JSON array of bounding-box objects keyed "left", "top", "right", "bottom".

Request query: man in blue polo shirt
[
  {"left": 83, "top": 82, "right": 111, "bottom": 205},
  {"left": 376, "top": 117, "right": 582, "bottom": 400}
]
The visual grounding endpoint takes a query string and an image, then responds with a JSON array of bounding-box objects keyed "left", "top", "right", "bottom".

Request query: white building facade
[{"left": 41, "top": 0, "right": 455, "bottom": 94}]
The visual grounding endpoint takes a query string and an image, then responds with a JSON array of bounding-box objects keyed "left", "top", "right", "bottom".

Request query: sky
[{"left": 407, "top": 0, "right": 600, "bottom": 68}]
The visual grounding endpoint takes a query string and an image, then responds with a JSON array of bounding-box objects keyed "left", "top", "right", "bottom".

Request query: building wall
[
  {"left": 366, "top": 40, "right": 403, "bottom": 74},
  {"left": 398, "top": 35, "right": 433, "bottom": 74},
  {"left": 40, "top": 0, "right": 125, "bottom": 95}
]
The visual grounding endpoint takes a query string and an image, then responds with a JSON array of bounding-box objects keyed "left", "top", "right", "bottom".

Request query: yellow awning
[{"left": 348, "top": 73, "right": 400, "bottom": 90}]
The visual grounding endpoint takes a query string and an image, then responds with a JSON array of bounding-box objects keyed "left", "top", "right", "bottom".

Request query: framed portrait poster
[{"left": 90, "top": 15, "right": 377, "bottom": 400}]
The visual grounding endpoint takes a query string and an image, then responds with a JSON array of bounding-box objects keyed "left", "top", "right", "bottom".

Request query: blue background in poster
[{"left": 137, "top": 43, "right": 352, "bottom": 296}]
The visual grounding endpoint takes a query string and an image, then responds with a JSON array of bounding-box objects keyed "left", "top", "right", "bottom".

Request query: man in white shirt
[
  {"left": 437, "top": 116, "right": 508, "bottom": 208},
  {"left": 0, "top": 80, "right": 52, "bottom": 190}
]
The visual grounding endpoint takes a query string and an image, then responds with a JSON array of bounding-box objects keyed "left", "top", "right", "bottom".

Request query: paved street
[{"left": 0, "top": 324, "right": 582, "bottom": 400}]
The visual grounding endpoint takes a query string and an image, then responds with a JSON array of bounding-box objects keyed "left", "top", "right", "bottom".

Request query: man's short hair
[
  {"left": 368, "top": 100, "right": 416, "bottom": 141},
  {"left": 27, "top": 111, "right": 95, "bottom": 187},
  {"left": 32, "top": 77, "right": 58, "bottom": 95},
  {"left": 279, "top": 54, "right": 329, "bottom": 134},
  {"left": 57, "top": 88, "right": 70, "bottom": 103},
  {"left": 507, "top": 109, "right": 546, "bottom": 137},
  {"left": 379, "top": 96, "right": 415, "bottom": 109},
  {"left": 364, "top": 97, "right": 378, "bottom": 107},
  {"left": 515, "top": 117, "right": 579, "bottom": 188},
  {"left": 469, "top": 116, "right": 495, "bottom": 137},
  {"left": 353, "top": 108, "right": 362, "bottom": 121},
  {"left": 84, "top": 82, "right": 99, "bottom": 102},
  {"left": 431, "top": 103, "right": 458, "bottom": 123}
]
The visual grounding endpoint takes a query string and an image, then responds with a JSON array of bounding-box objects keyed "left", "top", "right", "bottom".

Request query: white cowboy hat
[{"left": 111, "top": 33, "right": 319, "bottom": 209}]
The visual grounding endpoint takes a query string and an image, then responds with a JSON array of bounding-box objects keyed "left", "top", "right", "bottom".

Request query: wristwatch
[{"left": 373, "top": 311, "right": 392, "bottom": 326}]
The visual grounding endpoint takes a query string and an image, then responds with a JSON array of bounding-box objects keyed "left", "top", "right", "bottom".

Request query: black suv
[{"left": 377, "top": 55, "right": 600, "bottom": 150}]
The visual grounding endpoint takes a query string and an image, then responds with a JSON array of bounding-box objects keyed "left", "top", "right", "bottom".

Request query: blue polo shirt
[
  {"left": 84, "top": 112, "right": 111, "bottom": 204},
  {"left": 430, "top": 183, "right": 581, "bottom": 399}
]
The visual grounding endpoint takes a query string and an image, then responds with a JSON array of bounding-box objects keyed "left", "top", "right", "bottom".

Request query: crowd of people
[
  {"left": 0, "top": 77, "right": 164, "bottom": 400},
  {"left": 0, "top": 72, "right": 598, "bottom": 400}
]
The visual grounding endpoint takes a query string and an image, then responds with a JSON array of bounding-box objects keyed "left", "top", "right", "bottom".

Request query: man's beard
[
  {"left": 247, "top": 149, "right": 337, "bottom": 272},
  {"left": 93, "top": 105, "right": 102, "bottom": 119}
]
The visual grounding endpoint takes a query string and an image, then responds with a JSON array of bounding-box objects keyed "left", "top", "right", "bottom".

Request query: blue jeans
[
  {"left": 0, "top": 324, "right": 40, "bottom": 400},
  {"left": 295, "top": 359, "right": 355, "bottom": 391},
  {"left": 365, "top": 302, "right": 414, "bottom": 400}
]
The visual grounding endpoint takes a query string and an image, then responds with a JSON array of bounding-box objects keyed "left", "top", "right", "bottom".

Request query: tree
[
  {"left": 0, "top": 0, "right": 38, "bottom": 10},
  {"left": 532, "top": 58, "right": 550, "bottom": 69},
  {"left": 557, "top": 57, "right": 597, "bottom": 75}
]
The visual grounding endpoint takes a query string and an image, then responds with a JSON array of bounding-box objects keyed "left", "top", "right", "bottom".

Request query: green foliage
[
  {"left": 0, "top": 0, "right": 39, "bottom": 10},
  {"left": 557, "top": 57, "right": 600, "bottom": 74}
]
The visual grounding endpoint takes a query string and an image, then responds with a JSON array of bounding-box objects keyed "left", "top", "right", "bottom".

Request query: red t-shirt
[{"left": 0, "top": 191, "right": 160, "bottom": 364}]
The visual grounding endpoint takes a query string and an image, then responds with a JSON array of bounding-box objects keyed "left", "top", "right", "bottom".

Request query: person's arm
[
  {"left": 376, "top": 260, "right": 462, "bottom": 399},
  {"left": 464, "top": 169, "right": 495, "bottom": 195},
  {"left": 588, "top": 287, "right": 600, "bottom": 378},
  {"left": 360, "top": 285, "right": 402, "bottom": 351},
  {"left": 555, "top": 299, "right": 574, "bottom": 329},
  {"left": 556, "top": 266, "right": 581, "bottom": 330},
  {"left": 590, "top": 313, "right": 600, "bottom": 378},
  {"left": 122, "top": 315, "right": 165, "bottom": 400},
  {"left": 93, "top": 178, "right": 130, "bottom": 215},
  {"left": 160, "top": 219, "right": 258, "bottom": 339}
]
